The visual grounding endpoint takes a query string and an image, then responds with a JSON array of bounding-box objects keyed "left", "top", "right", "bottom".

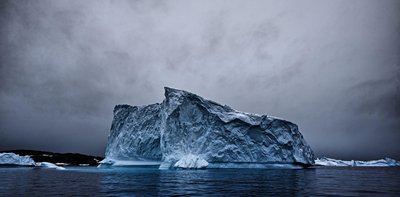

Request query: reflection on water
[{"left": 0, "top": 167, "right": 399, "bottom": 196}]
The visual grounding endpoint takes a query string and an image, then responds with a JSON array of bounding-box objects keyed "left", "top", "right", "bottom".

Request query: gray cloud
[
  {"left": 348, "top": 73, "right": 400, "bottom": 118},
  {"left": 0, "top": 0, "right": 399, "bottom": 159}
]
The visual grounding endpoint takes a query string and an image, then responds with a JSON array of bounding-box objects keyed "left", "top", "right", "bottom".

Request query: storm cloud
[{"left": 0, "top": 0, "right": 399, "bottom": 159}]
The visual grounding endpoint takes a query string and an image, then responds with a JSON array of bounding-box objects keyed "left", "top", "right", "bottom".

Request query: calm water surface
[{"left": 0, "top": 166, "right": 399, "bottom": 196}]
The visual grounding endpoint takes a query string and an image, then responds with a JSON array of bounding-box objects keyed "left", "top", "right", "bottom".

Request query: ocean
[{"left": 0, "top": 166, "right": 399, "bottom": 196}]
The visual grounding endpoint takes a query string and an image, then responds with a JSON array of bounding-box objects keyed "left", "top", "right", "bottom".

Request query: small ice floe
[{"left": 36, "top": 162, "right": 66, "bottom": 170}]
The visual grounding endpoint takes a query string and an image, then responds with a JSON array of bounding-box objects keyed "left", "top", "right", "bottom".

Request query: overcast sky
[{"left": 0, "top": 0, "right": 399, "bottom": 159}]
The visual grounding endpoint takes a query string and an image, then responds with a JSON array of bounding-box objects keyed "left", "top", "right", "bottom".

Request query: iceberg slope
[{"left": 103, "top": 87, "right": 315, "bottom": 169}]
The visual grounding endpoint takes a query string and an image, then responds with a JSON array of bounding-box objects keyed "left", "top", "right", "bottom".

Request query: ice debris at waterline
[
  {"left": 173, "top": 154, "right": 209, "bottom": 169},
  {"left": 0, "top": 153, "right": 35, "bottom": 166},
  {"left": 315, "top": 157, "right": 400, "bottom": 167},
  {"left": 100, "top": 87, "right": 315, "bottom": 169}
]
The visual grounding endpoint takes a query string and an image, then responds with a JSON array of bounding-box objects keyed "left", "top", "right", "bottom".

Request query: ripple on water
[{"left": 0, "top": 167, "right": 399, "bottom": 196}]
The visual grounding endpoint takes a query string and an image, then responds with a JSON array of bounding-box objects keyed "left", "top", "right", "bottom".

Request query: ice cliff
[
  {"left": 315, "top": 157, "right": 400, "bottom": 167},
  {"left": 102, "top": 87, "right": 315, "bottom": 169}
]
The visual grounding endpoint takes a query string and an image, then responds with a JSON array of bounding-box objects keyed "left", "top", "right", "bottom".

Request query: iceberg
[
  {"left": 315, "top": 157, "right": 400, "bottom": 167},
  {"left": 102, "top": 87, "right": 315, "bottom": 169},
  {"left": 0, "top": 153, "right": 35, "bottom": 166}
]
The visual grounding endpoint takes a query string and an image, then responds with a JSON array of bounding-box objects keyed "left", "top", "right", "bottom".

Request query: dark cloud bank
[{"left": 0, "top": 0, "right": 399, "bottom": 159}]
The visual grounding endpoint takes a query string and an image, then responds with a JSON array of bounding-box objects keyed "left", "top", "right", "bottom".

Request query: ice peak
[
  {"left": 164, "top": 87, "right": 194, "bottom": 99},
  {"left": 113, "top": 104, "right": 134, "bottom": 114},
  {"left": 163, "top": 87, "right": 204, "bottom": 110}
]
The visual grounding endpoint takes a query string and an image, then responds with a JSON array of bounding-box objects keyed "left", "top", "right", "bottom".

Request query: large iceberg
[
  {"left": 315, "top": 157, "right": 400, "bottom": 167},
  {"left": 0, "top": 153, "right": 35, "bottom": 166},
  {"left": 101, "top": 87, "right": 315, "bottom": 169}
]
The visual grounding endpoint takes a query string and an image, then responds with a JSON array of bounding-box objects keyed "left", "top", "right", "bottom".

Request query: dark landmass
[{"left": 1, "top": 150, "right": 104, "bottom": 166}]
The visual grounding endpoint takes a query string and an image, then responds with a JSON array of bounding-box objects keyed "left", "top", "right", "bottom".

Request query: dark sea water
[{"left": 0, "top": 166, "right": 399, "bottom": 196}]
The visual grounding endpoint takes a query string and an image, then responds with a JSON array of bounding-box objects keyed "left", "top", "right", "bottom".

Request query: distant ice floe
[
  {"left": 315, "top": 157, "right": 400, "bottom": 167},
  {"left": 0, "top": 153, "right": 35, "bottom": 166},
  {"left": 0, "top": 152, "right": 66, "bottom": 170},
  {"left": 35, "top": 162, "right": 66, "bottom": 170}
]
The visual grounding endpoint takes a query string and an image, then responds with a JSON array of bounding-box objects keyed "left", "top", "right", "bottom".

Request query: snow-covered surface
[
  {"left": 103, "top": 87, "right": 315, "bottom": 169},
  {"left": 0, "top": 153, "right": 35, "bottom": 166},
  {"left": 173, "top": 154, "right": 209, "bottom": 169},
  {"left": 315, "top": 157, "right": 400, "bottom": 167},
  {"left": 36, "top": 162, "right": 66, "bottom": 170}
]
